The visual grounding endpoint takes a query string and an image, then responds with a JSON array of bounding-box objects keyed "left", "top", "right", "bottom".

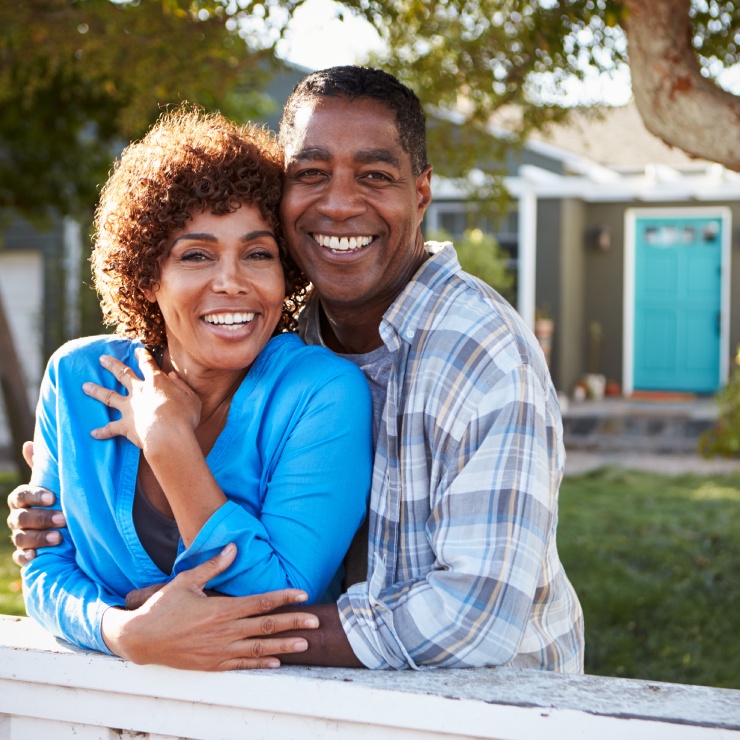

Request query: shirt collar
[
  {"left": 299, "top": 241, "right": 461, "bottom": 350},
  {"left": 381, "top": 241, "right": 460, "bottom": 346}
]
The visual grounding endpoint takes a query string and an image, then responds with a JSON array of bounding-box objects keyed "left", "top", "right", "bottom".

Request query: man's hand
[
  {"left": 7, "top": 440, "right": 66, "bottom": 566},
  {"left": 104, "top": 543, "right": 320, "bottom": 671},
  {"left": 125, "top": 582, "right": 166, "bottom": 611}
]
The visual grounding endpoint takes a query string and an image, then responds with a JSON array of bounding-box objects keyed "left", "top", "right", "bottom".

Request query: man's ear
[{"left": 416, "top": 165, "right": 433, "bottom": 220}]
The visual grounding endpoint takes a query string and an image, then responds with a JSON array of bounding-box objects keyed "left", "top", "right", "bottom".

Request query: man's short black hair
[{"left": 279, "top": 66, "right": 428, "bottom": 176}]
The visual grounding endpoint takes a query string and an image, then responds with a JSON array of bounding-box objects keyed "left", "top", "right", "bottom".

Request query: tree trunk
[
  {"left": 621, "top": 0, "right": 740, "bottom": 171},
  {"left": 0, "top": 287, "right": 34, "bottom": 476}
]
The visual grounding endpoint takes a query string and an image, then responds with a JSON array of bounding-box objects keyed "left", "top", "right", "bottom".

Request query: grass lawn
[
  {"left": 1, "top": 467, "right": 738, "bottom": 689},
  {"left": 559, "top": 467, "right": 740, "bottom": 690},
  {"left": 0, "top": 472, "right": 26, "bottom": 617}
]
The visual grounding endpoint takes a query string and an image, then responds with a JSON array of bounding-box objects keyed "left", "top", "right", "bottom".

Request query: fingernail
[
  {"left": 41, "top": 492, "right": 54, "bottom": 505},
  {"left": 303, "top": 617, "right": 319, "bottom": 629},
  {"left": 52, "top": 512, "right": 65, "bottom": 525},
  {"left": 293, "top": 639, "right": 308, "bottom": 652},
  {"left": 220, "top": 543, "right": 236, "bottom": 557},
  {"left": 82, "top": 382, "right": 92, "bottom": 393},
  {"left": 99, "top": 355, "right": 110, "bottom": 367},
  {"left": 46, "top": 532, "right": 61, "bottom": 544},
  {"left": 265, "top": 659, "right": 280, "bottom": 669},
  {"left": 293, "top": 592, "right": 308, "bottom": 603}
]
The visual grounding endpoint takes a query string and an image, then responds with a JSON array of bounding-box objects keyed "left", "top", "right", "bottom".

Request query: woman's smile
[{"left": 144, "top": 206, "right": 286, "bottom": 384}]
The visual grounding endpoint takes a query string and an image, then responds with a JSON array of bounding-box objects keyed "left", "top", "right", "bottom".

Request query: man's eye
[
  {"left": 296, "top": 169, "right": 325, "bottom": 180},
  {"left": 364, "top": 172, "right": 392, "bottom": 182}
]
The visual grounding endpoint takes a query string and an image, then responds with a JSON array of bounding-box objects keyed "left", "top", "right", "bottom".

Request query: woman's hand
[
  {"left": 83, "top": 348, "right": 201, "bottom": 453},
  {"left": 103, "top": 544, "right": 319, "bottom": 671}
]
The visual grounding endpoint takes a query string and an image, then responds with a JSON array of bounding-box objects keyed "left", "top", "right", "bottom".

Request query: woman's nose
[{"left": 211, "top": 260, "right": 248, "bottom": 294}]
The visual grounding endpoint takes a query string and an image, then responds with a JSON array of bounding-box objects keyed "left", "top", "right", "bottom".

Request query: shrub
[
  {"left": 698, "top": 352, "right": 740, "bottom": 458},
  {"left": 428, "top": 228, "right": 515, "bottom": 302}
]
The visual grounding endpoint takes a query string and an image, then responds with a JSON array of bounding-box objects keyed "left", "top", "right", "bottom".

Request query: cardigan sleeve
[
  {"left": 172, "top": 363, "right": 373, "bottom": 604},
  {"left": 22, "top": 355, "right": 125, "bottom": 654}
]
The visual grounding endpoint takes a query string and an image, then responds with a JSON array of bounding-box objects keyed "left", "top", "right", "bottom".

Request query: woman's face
[{"left": 145, "top": 205, "right": 285, "bottom": 378}]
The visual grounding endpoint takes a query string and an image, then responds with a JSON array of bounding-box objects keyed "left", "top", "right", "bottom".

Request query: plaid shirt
[{"left": 300, "top": 243, "right": 584, "bottom": 671}]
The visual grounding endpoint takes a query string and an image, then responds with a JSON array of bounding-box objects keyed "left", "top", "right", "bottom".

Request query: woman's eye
[
  {"left": 180, "top": 250, "right": 209, "bottom": 262},
  {"left": 247, "top": 249, "right": 275, "bottom": 261}
]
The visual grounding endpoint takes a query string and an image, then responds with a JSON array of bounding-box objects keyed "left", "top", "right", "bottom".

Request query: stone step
[{"left": 561, "top": 398, "right": 718, "bottom": 453}]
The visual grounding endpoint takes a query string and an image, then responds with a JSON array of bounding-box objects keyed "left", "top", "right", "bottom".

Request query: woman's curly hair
[{"left": 92, "top": 106, "right": 309, "bottom": 348}]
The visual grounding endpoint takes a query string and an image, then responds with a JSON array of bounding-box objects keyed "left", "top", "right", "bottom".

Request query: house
[
  {"left": 427, "top": 102, "right": 740, "bottom": 396},
  {"left": 3, "top": 85, "right": 739, "bottom": 462}
]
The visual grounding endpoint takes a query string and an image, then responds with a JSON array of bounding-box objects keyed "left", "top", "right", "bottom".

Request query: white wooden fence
[{"left": 1, "top": 615, "right": 739, "bottom": 740}]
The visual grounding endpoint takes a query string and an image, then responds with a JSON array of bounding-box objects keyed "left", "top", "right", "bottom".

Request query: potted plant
[{"left": 582, "top": 321, "right": 606, "bottom": 400}]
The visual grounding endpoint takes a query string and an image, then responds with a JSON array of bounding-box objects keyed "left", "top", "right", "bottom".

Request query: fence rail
[{"left": 1, "top": 615, "right": 739, "bottom": 740}]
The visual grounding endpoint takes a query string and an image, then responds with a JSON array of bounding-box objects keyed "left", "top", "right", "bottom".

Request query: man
[{"left": 8, "top": 66, "right": 583, "bottom": 672}]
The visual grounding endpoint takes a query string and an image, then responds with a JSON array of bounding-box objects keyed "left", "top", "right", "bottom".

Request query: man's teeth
[
  {"left": 314, "top": 234, "right": 373, "bottom": 252},
  {"left": 203, "top": 312, "right": 255, "bottom": 330}
]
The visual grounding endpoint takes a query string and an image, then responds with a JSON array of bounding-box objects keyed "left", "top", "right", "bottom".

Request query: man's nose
[{"left": 315, "top": 173, "right": 366, "bottom": 221}]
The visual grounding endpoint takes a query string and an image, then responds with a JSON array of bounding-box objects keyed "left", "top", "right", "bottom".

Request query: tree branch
[{"left": 621, "top": 0, "right": 740, "bottom": 170}]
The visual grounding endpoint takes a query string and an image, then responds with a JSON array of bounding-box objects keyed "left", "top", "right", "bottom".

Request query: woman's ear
[{"left": 143, "top": 283, "right": 159, "bottom": 303}]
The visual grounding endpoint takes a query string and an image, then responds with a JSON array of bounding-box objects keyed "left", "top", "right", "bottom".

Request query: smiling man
[{"left": 9, "top": 66, "right": 584, "bottom": 672}]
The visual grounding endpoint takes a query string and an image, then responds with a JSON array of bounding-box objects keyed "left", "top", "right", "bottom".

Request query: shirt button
[{"left": 405, "top": 330, "right": 414, "bottom": 339}]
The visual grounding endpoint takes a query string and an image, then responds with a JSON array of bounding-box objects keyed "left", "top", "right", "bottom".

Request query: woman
[{"left": 22, "top": 107, "right": 372, "bottom": 659}]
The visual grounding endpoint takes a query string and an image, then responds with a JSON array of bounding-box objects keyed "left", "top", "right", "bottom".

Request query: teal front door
[{"left": 633, "top": 216, "right": 722, "bottom": 393}]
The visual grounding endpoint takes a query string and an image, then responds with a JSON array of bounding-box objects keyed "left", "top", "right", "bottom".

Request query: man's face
[{"left": 280, "top": 96, "right": 432, "bottom": 316}]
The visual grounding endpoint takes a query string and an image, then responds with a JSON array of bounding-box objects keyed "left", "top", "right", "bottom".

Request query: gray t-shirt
[
  {"left": 298, "top": 303, "right": 391, "bottom": 448},
  {"left": 298, "top": 303, "right": 393, "bottom": 588},
  {"left": 337, "top": 344, "right": 391, "bottom": 448}
]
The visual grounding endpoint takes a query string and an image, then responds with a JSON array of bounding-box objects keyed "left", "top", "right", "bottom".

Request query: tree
[
  {"left": 0, "top": 0, "right": 290, "bottom": 221},
  {"left": 340, "top": 0, "right": 740, "bottom": 173},
  {"left": 4, "top": 1, "right": 740, "bottom": 213},
  {"left": 621, "top": 0, "right": 740, "bottom": 169},
  {"left": 0, "top": 0, "right": 290, "bottom": 474}
]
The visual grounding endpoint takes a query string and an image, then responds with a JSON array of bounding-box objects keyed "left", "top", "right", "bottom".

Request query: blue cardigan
[{"left": 23, "top": 332, "right": 372, "bottom": 654}]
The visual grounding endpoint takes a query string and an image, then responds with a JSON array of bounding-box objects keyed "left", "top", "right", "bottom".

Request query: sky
[{"left": 276, "top": 0, "right": 384, "bottom": 71}]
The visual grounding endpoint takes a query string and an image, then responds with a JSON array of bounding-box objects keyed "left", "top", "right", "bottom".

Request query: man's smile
[{"left": 312, "top": 233, "right": 375, "bottom": 253}]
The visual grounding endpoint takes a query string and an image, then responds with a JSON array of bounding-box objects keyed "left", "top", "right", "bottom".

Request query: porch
[{"left": 561, "top": 395, "right": 740, "bottom": 476}]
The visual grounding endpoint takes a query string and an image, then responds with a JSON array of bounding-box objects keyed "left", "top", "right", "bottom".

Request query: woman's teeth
[{"left": 203, "top": 312, "right": 255, "bottom": 331}]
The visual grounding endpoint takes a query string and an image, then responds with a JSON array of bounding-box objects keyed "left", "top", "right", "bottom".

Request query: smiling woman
[{"left": 19, "top": 107, "right": 373, "bottom": 667}]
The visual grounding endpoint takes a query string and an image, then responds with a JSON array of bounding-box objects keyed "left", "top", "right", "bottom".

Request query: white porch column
[{"left": 517, "top": 189, "right": 538, "bottom": 328}]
